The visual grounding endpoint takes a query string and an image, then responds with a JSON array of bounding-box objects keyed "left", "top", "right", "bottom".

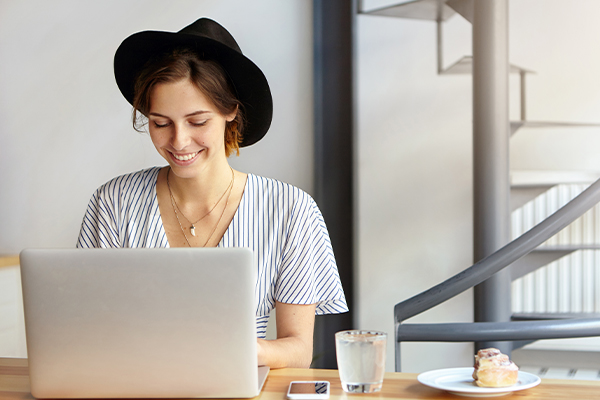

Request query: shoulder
[
  {"left": 93, "top": 166, "right": 161, "bottom": 200},
  {"left": 245, "top": 174, "right": 321, "bottom": 215},
  {"left": 246, "top": 174, "right": 314, "bottom": 204},
  {"left": 244, "top": 174, "right": 325, "bottom": 227}
]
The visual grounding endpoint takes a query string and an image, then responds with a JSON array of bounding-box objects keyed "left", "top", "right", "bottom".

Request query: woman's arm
[{"left": 257, "top": 301, "right": 317, "bottom": 368}]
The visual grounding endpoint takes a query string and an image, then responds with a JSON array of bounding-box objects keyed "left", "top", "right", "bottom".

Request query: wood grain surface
[{"left": 1, "top": 358, "right": 599, "bottom": 400}]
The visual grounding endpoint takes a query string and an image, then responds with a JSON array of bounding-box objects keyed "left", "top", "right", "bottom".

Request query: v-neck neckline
[{"left": 153, "top": 167, "right": 250, "bottom": 248}]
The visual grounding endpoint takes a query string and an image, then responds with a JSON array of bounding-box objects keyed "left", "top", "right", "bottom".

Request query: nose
[{"left": 170, "top": 123, "right": 191, "bottom": 151}]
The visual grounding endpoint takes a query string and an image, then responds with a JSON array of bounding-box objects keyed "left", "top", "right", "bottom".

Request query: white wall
[
  {"left": 357, "top": 0, "right": 600, "bottom": 373},
  {"left": 0, "top": 0, "right": 314, "bottom": 254}
]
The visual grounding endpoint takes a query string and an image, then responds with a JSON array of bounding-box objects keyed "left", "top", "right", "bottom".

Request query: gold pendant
[{"left": 190, "top": 225, "right": 196, "bottom": 236}]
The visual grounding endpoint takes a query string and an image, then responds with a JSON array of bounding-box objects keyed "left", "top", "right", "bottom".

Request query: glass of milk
[{"left": 335, "top": 330, "right": 387, "bottom": 393}]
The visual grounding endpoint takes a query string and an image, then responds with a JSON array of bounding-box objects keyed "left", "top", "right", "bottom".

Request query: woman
[{"left": 77, "top": 18, "right": 348, "bottom": 369}]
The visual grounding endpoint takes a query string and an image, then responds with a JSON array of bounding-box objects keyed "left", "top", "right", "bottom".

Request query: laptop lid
[{"left": 20, "top": 247, "right": 268, "bottom": 398}]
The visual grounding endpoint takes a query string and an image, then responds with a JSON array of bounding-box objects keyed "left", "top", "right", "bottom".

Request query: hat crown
[{"left": 178, "top": 18, "right": 242, "bottom": 54}]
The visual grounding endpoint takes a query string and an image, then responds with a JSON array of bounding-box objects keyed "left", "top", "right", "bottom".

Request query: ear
[{"left": 225, "top": 105, "right": 238, "bottom": 123}]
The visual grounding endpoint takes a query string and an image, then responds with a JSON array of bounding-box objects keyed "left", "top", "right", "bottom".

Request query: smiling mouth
[{"left": 171, "top": 151, "right": 200, "bottom": 161}]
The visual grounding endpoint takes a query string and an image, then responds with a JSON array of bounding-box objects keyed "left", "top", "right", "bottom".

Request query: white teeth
[{"left": 173, "top": 152, "right": 198, "bottom": 161}]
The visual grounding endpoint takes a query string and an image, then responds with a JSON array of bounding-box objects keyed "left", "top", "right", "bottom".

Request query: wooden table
[{"left": 2, "top": 358, "right": 599, "bottom": 400}]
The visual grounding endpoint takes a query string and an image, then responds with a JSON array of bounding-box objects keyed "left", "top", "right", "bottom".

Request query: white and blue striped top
[{"left": 77, "top": 167, "right": 348, "bottom": 338}]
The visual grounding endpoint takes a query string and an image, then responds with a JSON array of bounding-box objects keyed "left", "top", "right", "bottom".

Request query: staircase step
[
  {"left": 441, "top": 55, "right": 533, "bottom": 75},
  {"left": 446, "top": 0, "right": 472, "bottom": 23},
  {"left": 572, "top": 369, "right": 600, "bottom": 380},
  {"left": 514, "top": 351, "right": 600, "bottom": 371},
  {"left": 512, "top": 312, "right": 600, "bottom": 321},
  {"left": 361, "top": 2, "right": 535, "bottom": 76},
  {"left": 510, "top": 246, "right": 600, "bottom": 281},
  {"left": 511, "top": 171, "right": 600, "bottom": 187},
  {"left": 519, "top": 365, "right": 600, "bottom": 380},
  {"left": 513, "top": 338, "right": 600, "bottom": 370},
  {"left": 511, "top": 120, "right": 600, "bottom": 135},
  {"left": 510, "top": 170, "right": 600, "bottom": 209},
  {"left": 359, "top": 0, "right": 457, "bottom": 21},
  {"left": 511, "top": 186, "right": 554, "bottom": 211}
]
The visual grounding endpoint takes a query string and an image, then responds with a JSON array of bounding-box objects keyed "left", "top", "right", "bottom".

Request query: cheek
[
  {"left": 149, "top": 126, "right": 167, "bottom": 139},
  {"left": 149, "top": 130, "right": 168, "bottom": 148}
]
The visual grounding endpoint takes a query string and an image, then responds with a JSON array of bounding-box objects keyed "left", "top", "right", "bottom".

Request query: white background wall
[{"left": 357, "top": 0, "right": 600, "bottom": 372}]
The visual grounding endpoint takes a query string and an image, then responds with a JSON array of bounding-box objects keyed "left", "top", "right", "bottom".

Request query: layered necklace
[{"left": 166, "top": 166, "right": 235, "bottom": 247}]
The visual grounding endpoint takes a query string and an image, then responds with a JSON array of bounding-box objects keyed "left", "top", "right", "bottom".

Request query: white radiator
[{"left": 511, "top": 184, "right": 600, "bottom": 314}]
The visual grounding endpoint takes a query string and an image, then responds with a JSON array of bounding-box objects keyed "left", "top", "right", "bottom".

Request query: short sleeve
[
  {"left": 77, "top": 187, "right": 121, "bottom": 248},
  {"left": 275, "top": 192, "right": 348, "bottom": 315}
]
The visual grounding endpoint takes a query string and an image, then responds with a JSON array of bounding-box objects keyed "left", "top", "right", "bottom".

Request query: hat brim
[{"left": 114, "top": 30, "right": 272, "bottom": 147}]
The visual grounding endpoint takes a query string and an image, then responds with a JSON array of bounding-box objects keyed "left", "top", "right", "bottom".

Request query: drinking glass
[{"left": 335, "top": 330, "right": 387, "bottom": 393}]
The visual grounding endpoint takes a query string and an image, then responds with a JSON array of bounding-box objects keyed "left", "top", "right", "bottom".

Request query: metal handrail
[
  {"left": 394, "top": 177, "right": 600, "bottom": 371},
  {"left": 397, "top": 319, "right": 600, "bottom": 342}
]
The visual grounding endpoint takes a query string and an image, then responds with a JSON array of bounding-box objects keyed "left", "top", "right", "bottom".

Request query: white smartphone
[{"left": 286, "top": 381, "right": 330, "bottom": 399}]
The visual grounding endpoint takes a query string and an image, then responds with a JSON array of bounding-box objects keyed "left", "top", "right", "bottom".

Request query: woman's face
[{"left": 147, "top": 78, "right": 236, "bottom": 179}]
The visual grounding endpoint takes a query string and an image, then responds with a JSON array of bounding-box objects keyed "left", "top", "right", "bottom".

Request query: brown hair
[{"left": 132, "top": 48, "right": 244, "bottom": 157}]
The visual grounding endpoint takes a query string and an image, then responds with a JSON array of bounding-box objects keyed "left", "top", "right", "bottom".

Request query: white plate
[{"left": 417, "top": 367, "right": 541, "bottom": 397}]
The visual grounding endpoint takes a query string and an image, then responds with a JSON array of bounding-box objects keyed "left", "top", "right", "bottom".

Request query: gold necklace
[
  {"left": 167, "top": 167, "right": 234, "bottom": 237},
  {"left": 167, "top": 167, "right": 235, "bottom": 247}
]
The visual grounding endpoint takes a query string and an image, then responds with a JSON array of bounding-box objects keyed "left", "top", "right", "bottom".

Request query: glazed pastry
[{"left": 472, "top": 348, "right": 519, "bottom": 388}]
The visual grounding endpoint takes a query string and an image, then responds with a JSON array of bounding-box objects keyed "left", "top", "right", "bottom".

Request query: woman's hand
[{"left": 257, "top": 301, "right": 317, "bottom": 369}]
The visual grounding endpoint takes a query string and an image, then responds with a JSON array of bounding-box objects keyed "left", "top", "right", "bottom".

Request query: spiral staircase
[{"left": 359, "top": 0, "right": 600, "bottom": 376}]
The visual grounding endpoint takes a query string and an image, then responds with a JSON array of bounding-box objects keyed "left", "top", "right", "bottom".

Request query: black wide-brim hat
[{"left": 114, "top": 18, "right": 273, "bottom": 147}]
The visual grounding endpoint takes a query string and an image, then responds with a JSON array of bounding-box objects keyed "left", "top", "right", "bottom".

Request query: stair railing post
[
  {"left": 520, "top": 70, "right": 527, "bottom": 121},
  {"left": 472, "top": 0, "right": 512, "bottom": 355},
  {"left": 436, "top": 19, "right": 443, "bottom": 74}
]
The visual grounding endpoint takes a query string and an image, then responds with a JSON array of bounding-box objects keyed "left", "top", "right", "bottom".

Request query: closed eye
[
  {"left": 153, "top": 121, "right": 171, "bottom": 128},
  {"left": 190, "top": 120, "right": 208, "bottom": 127}
]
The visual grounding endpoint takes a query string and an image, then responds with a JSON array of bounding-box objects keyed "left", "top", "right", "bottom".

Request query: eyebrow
[{"left": 148, "top": 111, "right": 211, "bottom": 118}]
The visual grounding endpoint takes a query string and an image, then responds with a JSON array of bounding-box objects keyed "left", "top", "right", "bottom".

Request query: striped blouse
[{"left": 77, "top": 166, "right": 348, "bottom": 338}]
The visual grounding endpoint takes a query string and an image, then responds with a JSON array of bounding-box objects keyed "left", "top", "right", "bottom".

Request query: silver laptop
[{"left": 20, "top": 247, "right": 269, "bottom": 398}]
